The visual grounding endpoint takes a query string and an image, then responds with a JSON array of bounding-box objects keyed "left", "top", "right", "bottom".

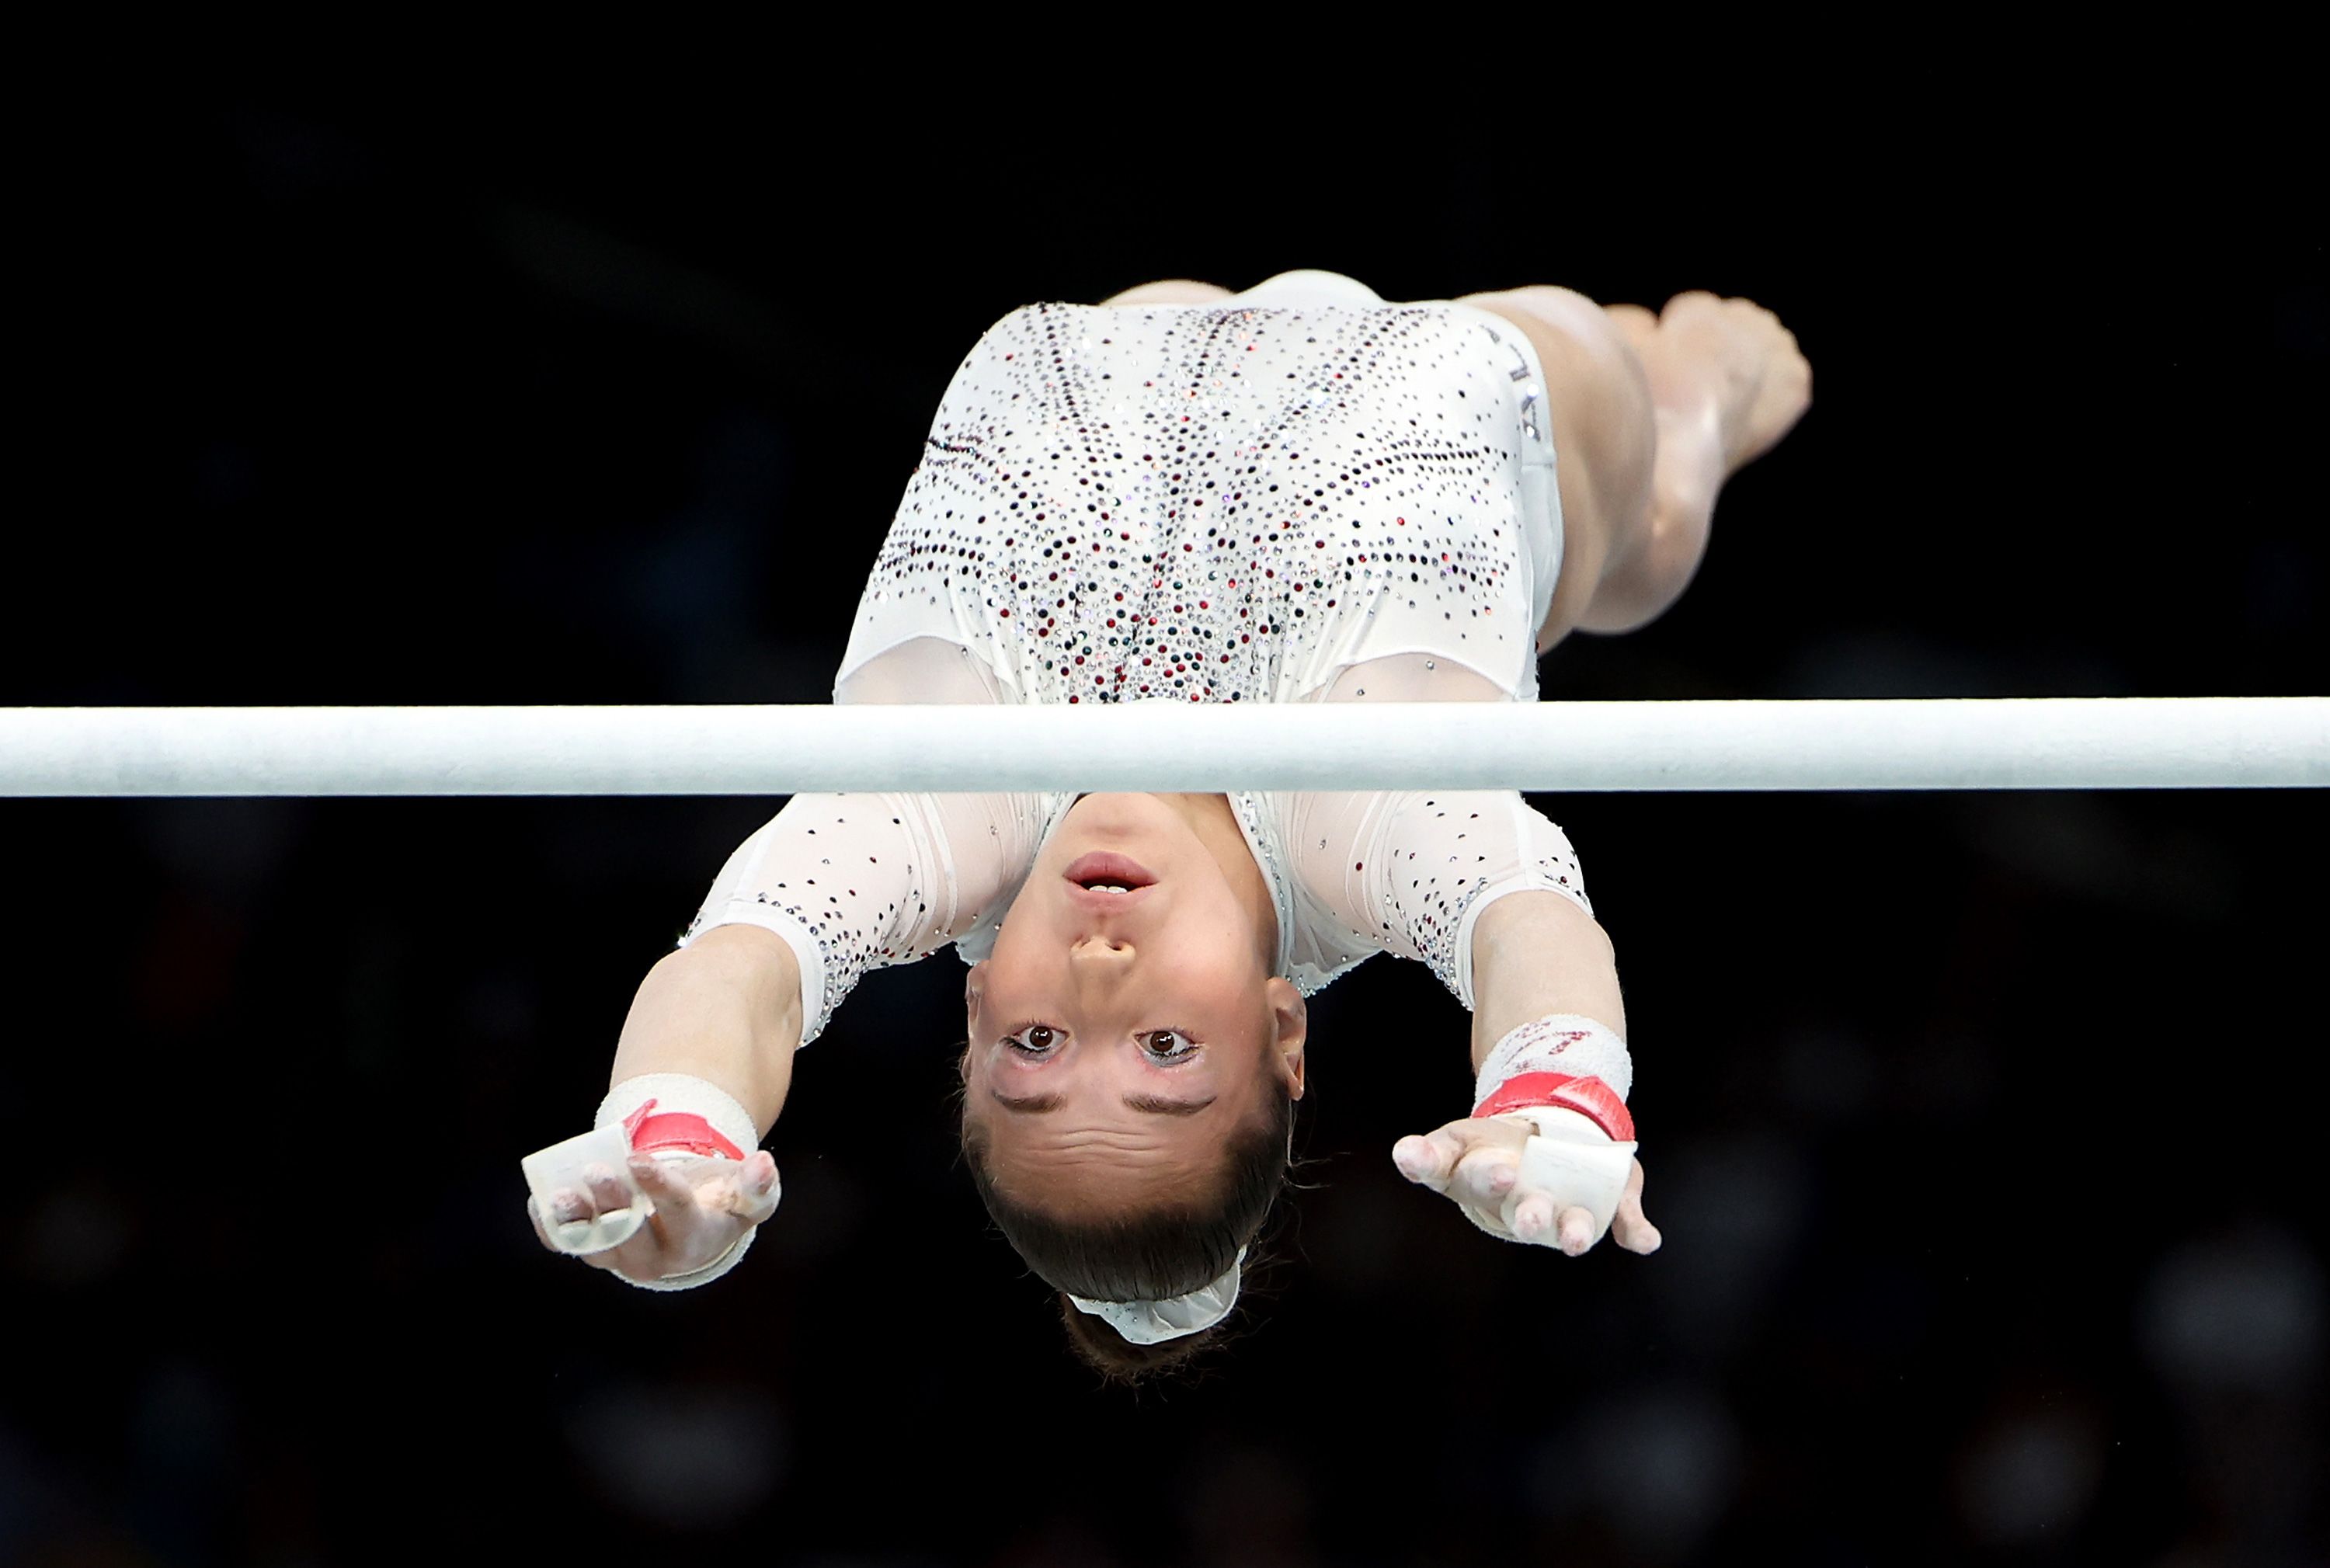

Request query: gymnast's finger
[
  {"left": 538, "top": 1183, "right": 601, "bottom": 1248},
  {"left": 1391, "top": 1132, "right": 1462, "bottom": 1191},
  {"left": 1396, "top": 1122, "right": 1498, "bottom": 1189},
  {"left": 1554, "top": 1205, "right": 1598, "bottom": 1256},
  {"left": 1612, "top": 1159, "right": 1663, "bottom": 1254},
  {"left": 582, "top": 1163, "right": 634, "bottom": 1219},
  {"left": 711, "top": 1151, "right": 781, "bottom": 1224},
  {"left": 1395, "top": 1116, "right": 1527, "bottom": 1188},
  {"left": 1455, "top": 1147, "right": 1519, "bottom": 1208},
  {"left": 630, "top": 1157, "right": 701, "bottom": 1239},
  {"left": 555, "top": 1163, "right": 650, "bottom": 1275},
  {"left": 1510, "top": 1189, "right": 1556, "bottom": 1242},
  {"left": 586, "top": 1162, "right": 687, "bottom": 1281}
]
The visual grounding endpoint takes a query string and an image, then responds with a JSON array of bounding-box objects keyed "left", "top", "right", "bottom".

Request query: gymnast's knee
[{"left": 1100, "top": 279, "right": 1236, "bottom": 305}]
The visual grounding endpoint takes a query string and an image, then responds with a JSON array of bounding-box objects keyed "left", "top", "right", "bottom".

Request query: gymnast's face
[{"left": 961, "top": 792, "right": 1306, "bottom": 1215}]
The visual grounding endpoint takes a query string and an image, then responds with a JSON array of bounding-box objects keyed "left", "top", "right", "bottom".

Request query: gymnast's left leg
[
  {"left": 1459, "top": 285, "right": 1811, "bottom": 648},
  {"left": 1097, "top": 274, "right": 1810, "bottom": 648}
]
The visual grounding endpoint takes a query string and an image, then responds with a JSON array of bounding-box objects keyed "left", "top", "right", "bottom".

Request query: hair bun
[{"left": 1055, "top": 1292, "right": 1220, "bottom": 1383}]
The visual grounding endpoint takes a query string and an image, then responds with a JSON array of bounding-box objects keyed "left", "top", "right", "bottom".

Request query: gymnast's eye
[
  {"left": 1142, "top": 1029, "right": 1200, "bottom": 1063},
  {"left": 1006, "top": 1024, "right": 1061, "bottom": 1055}
]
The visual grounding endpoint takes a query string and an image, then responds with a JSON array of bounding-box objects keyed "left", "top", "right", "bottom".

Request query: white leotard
[{"left": 683, "top": 273, "right": 1594, "bottom": 1042}]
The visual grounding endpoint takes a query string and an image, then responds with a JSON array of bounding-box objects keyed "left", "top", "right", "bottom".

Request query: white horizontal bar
[{"left": 0, "top": 699, "right": 2321, "bottom": 797}]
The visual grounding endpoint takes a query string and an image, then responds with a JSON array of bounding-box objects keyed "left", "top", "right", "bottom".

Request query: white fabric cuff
[{"left": 1474, "top": 1013, "right": 1632, "bottom": 1104}]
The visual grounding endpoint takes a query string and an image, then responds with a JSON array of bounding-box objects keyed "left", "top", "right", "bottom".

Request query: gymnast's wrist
[
  {"left": 1472, "top": 1013, "right": 1636, "bottom": 1143},
  {"left": 595, "top": 1072, "right": 761, "bottom": 1161},
  {"left": 591, "top": 1073, "right": 765, "bottom": 1292}
]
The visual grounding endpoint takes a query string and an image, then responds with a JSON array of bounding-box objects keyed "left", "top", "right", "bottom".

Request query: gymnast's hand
[
  {"left": 527, "top": 1151, "right": 781, "bottom": 1284},
  {"left": 1391, "top": 1115, "right": 1661, "bottom": 1257}
]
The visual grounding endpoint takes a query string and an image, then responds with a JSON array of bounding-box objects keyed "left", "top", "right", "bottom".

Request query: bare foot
[
  {"left": 1566, "top": 292, "right": 1810, "bottom": 636},
  {"left": 1623, "top": 292, "right": 1811, "bottom": 488}
]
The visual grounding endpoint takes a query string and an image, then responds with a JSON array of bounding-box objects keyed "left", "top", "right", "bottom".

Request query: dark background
[{"left": 3, "top": 80, "right": 2323, "bottom": 1567}]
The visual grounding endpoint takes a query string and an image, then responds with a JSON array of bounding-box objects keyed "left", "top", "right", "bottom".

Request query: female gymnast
[{"left": 527, "top": 269, "right": 1810, "bottom": 1379}]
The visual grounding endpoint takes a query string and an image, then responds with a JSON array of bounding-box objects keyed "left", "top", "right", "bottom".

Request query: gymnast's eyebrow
[
  {"left": 987, "top": 1089, "right": 1215, "bottom": 1115},
  {"left": 1122, "top": 1093, "right": 1217, "bottom": 1117}
]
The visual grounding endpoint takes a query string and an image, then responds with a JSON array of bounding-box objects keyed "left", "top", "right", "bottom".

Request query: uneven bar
[{"left": 1, "top": 698, "right": 2322, "bottom": 797}]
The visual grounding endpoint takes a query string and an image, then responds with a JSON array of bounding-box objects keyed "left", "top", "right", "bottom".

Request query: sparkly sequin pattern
[
  {"left": 836, "top": 299, "right": 1554, "bottom": 707},
  {"left": 1267, "top": 787, "right": 1592, "bottom": 1007},
  {"left": 683, "top": 287, "right": 1592, "bottom": 1038}
]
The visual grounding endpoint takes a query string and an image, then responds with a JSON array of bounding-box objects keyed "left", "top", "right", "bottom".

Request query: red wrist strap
[
  {"left": 1471, "top": 1071, "right": 1635, "bottom": 1142},
  {"left": 621, "top": 1098, "right": 746, "bottom": 1161}
]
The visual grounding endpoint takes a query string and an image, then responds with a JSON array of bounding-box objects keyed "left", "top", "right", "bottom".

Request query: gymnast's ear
[
  {"left": 1266, "top": 975, "right": 1307, "bottom": 1101},
  {"left": 962, "top": 961, "right": 988, "bottom": 1080}
]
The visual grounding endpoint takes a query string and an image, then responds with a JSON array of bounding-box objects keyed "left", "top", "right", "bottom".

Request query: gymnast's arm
[
  {"left": 1398, "top": 889, "right": 1661, "bottom": 1255},
  {"left": 1282, "top": 784, "right": 1657, "bottom": 1255},
  {"left": 530, "top": 641, "right": 1038, "bottom": 1285},
  {"left": 523, "top": 926, "right": 801, "bottom": 1283},
  {"left": 617, "top": 637, "right": 1020, "bottom": 1128},
  {"left": 1467, "top": 891, "right": 1624, "bottom": 1073},
  {"left": 530, "top": 787, "right": 1040, "bottom": 1285},
  {"left": 608, "top": 923, "right": 803, "bottom": 1133}
]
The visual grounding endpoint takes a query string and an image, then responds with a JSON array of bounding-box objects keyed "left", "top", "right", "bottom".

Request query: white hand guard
[
  {"left": 520, "top": 1073, "right": 770, "bottom": 1291},
  {"left": 1466, "top": 1015, "right": 1636, "bottom": 1246}
]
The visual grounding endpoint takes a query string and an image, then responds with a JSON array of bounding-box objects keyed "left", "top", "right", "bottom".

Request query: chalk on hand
[{"left": 522, "top": 1125, "right": 648, "bottom": 1254}]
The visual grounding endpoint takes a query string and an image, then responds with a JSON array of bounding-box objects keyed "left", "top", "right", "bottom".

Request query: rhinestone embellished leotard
[{"left": 682, "top": 274, "right": 1594, "bottom": 1043}]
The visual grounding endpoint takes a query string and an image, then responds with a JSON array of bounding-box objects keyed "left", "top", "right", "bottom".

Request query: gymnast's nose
[{"left": 1070, "top": 932, "right": 1133, "bottom": 965}]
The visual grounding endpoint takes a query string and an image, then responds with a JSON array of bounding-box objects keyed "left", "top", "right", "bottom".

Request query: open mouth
[{"left": 1063, "top": 851, "right": 1157, "bottom": 895}]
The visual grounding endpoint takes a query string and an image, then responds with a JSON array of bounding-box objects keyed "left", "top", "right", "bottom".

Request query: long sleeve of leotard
[
  {"left": 1277, "top": 787, "right": 1593, "bottom": 1011},
  {"left": 679, "top": 788, "right": 1050, "bottom": 1045},
  {"left": 677, "top": 638, "right": 1046, "bottom": 1045}
]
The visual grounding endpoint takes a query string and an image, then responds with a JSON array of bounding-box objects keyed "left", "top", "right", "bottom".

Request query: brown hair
[{"left": 962, "top": 1086, "right": 1295, "bottom": 1384}]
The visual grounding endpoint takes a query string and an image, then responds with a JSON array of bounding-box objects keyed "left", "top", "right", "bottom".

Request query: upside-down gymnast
[{"left": 527, "top": 269, "right": 1811, "bottom": 1379}]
